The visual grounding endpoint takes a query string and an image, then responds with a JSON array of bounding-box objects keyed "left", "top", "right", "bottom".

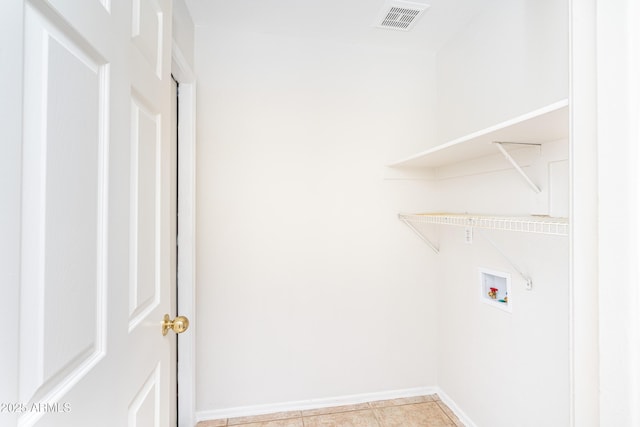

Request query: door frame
[
  {"left": 569, "top": 0, "right": 640, "bottom": 426},
  {"left": 171, "top": 41, "right": 197, "bottom": 427}
]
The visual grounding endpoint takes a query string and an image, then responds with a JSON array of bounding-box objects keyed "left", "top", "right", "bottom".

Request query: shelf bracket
[
  {"left": 400, "top": 216, "right": 439, "bottom": 254},
  {"left": 493, "top": 142, "right": 542, "bottom": 193},
  {"left": 477, "top": 229, "right": 533, "bottom": 290}
]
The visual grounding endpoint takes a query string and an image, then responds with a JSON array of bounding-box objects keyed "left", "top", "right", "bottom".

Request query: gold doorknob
[{"left": 162, "top": 314, "right": 190, "bottom": 336}]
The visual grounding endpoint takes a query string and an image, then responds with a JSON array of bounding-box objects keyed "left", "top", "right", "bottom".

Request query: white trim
[
  {"left": 195, "top": 386, "right": 439, "bottom": 423},
  {"left": 436, "top": 388, "right": 478, "bottom": 427},
  {"left": 171, "top": 40, "right": 197, "bottom": 427},
  {"left": 595, "top": 0, "right": 640, "bottom": 424},
  {"left": 568, "top": 0, "right": 600, "bottom": 426}
]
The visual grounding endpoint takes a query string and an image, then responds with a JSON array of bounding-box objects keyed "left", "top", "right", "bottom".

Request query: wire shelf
[{"left": 399, "top": 213, "right": 569, "bottom": 236}]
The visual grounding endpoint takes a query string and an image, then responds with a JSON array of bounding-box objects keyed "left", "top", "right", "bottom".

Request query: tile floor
[{"left": 196, "top": 394, "right": 465, "bottom": 427}]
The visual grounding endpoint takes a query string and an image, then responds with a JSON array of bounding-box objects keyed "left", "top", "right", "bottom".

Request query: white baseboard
[
  {"left": 435, "top": 388, "right": 478, "bottom": 427},
  {"left": 195, "top": 386, "right": 439, "bottom": 424}
]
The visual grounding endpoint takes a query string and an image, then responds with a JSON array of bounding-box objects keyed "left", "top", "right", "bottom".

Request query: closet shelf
[
  {"left": 388, "top": 99, "right": 569, "bottom": 169},
  {"left": 399, "top": 213, "right": 569, "bottom": 236}
]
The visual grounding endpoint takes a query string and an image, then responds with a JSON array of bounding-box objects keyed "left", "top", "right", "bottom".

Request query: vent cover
[{"left": 376, "top": 0, "right": 430, "bottom": 31}]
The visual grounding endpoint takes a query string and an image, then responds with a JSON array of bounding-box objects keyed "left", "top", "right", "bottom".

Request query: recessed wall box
[{"left": 479, "top": 268, "right": 512, "bottom": 312}]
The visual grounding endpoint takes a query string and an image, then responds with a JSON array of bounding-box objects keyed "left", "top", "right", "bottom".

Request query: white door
[{"left": 1, "top": 0, "right": 178, "bottom": 425}]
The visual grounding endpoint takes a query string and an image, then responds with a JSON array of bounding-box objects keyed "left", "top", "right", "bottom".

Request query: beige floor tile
[
  {"left": 228, "top": 411, "right": 303, "bottom": 426},
  {"left": 435, "top": 402, "right": 464, "bottom": 427},
  {"left": 197, "top": 420, "right": 227, "bottom": 427},
  {"left": 374, "top": 402, "right": 454, "bottom": 427},
  {"left": 303, "top": 409, "right": 381, "bottom": 427},
  {"left": 369, "top": 395, "right": 435, "bottom": 408},
  {"left": 301, "top": 403, "right": 371, "bottom": 417},
  {"left": 233, "top": 419, "right": 304, "bottom": 427}
]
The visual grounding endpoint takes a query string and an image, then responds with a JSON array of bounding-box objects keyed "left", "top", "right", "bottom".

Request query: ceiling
[{"left": 184, "top": 0, "right": 501, "bottom": 53}]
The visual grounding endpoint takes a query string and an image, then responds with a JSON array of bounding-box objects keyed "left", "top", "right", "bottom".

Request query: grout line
[{"left": 370, "top": 405, "right": 384, "bottom": 427}]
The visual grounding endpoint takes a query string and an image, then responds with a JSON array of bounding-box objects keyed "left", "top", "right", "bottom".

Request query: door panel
[
  {"left": 126, "top": 0, "right": 174, "bottom": 424},
  {"left": 13, "top": 0, "right": 175, "bottom": 425},
  {"left": 128, "top": 364, "right": 161, "bottom": 426},
  {"left": 0, "top": 1, "right": 24, "bottom": 425},
  {"left": 20, "top": 0, "right": 109, "bottom": 411},
  {"left": 129, "top": 96, "right": 161, "bottom": 328},
  {"left": 132, "top": 0, "right": 165, "bottom": 78}
]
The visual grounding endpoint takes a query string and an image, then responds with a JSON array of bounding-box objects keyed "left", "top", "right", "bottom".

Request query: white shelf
[
  {"left": 399, "top": 213, "right": 569, "bottom": 236},
  {"left": 388, "top": 99, "right": 569, "bottom": 169},
  {"left": 399, "top": 213, "right": 568, "bottom": 288}
]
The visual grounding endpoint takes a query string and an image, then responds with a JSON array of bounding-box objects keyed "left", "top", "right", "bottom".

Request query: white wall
[
  {"left": 436, "top": 0, "right": 568, "bottom": 144},
  {"left": 194, "top": 26, "right": 440, "bottom": 414},
  {"left": 431, "top": 0, "right": 571, "bottom": 424},
  {"left": 434, "top": 141, "right": 570, "bottom": 427},
  {"left": 193, "top": 0, "right": 572, "bottom": 423}
]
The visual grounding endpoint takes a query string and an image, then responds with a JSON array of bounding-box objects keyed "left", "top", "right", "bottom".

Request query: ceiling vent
[{"left": 375, "top": 0, "right": 430, "bottom": 31}]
